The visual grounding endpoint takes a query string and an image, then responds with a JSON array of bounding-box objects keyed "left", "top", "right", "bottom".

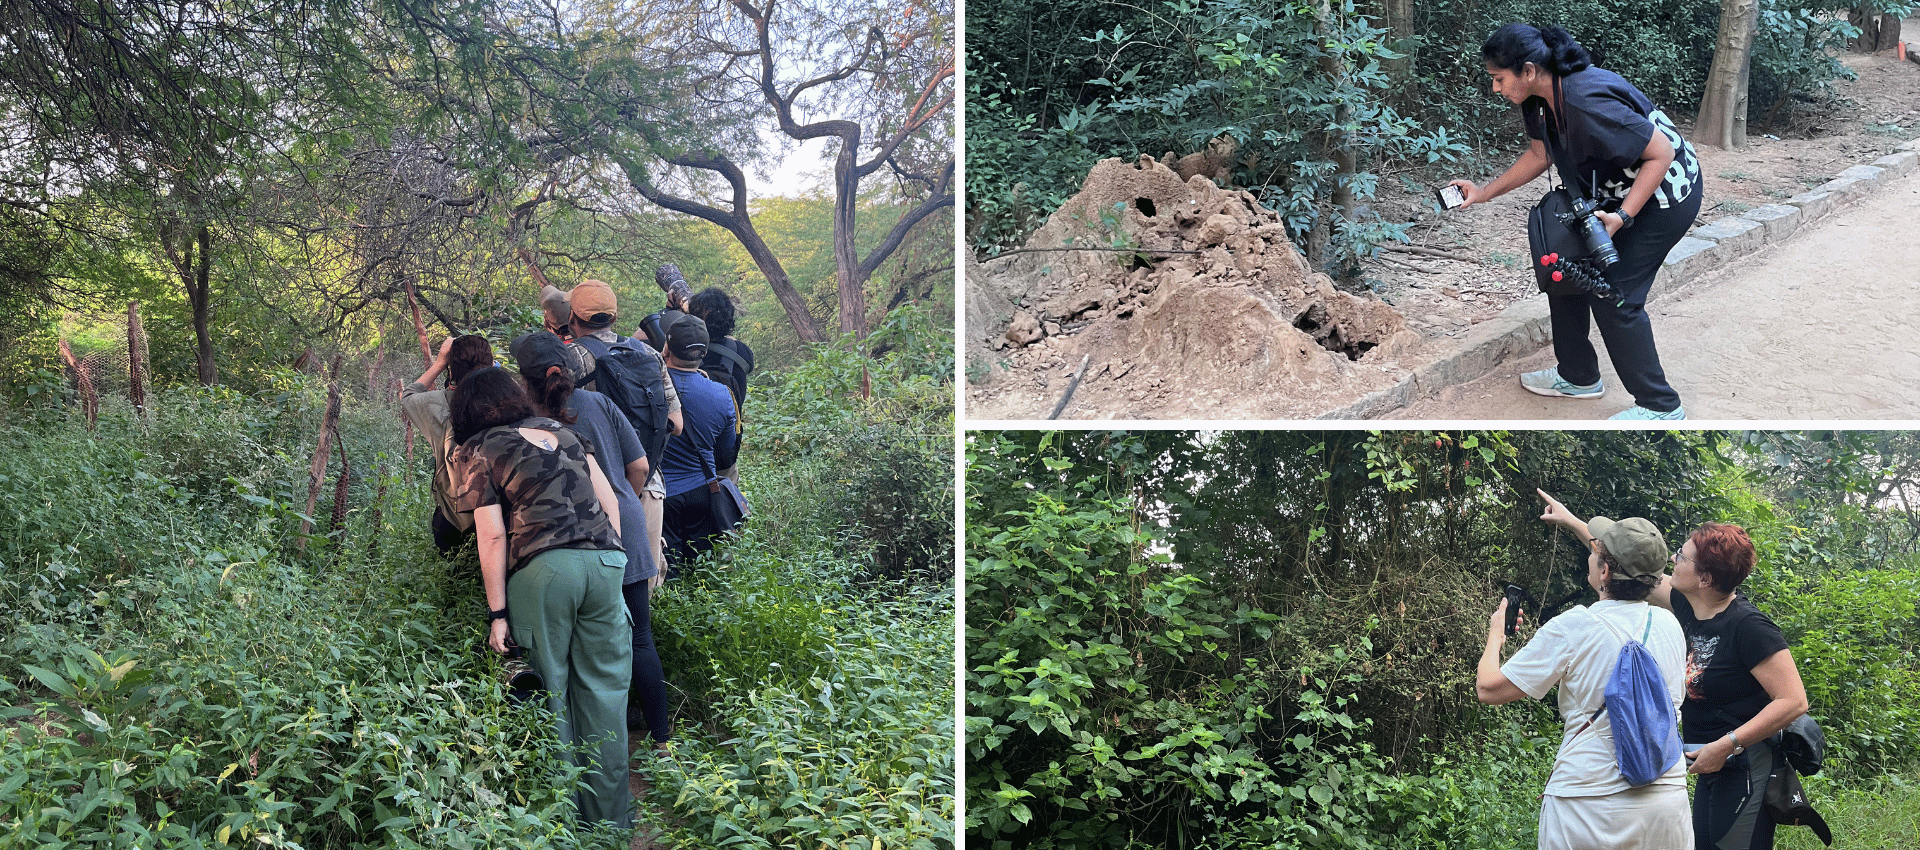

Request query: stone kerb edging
[{"left": 1320, "top": 137, "right": 1920, "bottom": 420}]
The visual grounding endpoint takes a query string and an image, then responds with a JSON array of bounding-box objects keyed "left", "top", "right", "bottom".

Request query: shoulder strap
[
  {"left": 709, "top": 338, "right": 750, "bottom": 374},
  {"left": 572, "top": 334, "right": 610, "bottom": 358},
  {"left": 1588, "top": 607, "right": 1633, "bottom": 647},
  {"left": 1572, "top": 608, "right": 1642, "bottom": 735}
]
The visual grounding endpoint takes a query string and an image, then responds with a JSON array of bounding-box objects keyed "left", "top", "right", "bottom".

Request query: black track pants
[{"left": 1549, "top": 181, "right": 1701, "bottom": 413}]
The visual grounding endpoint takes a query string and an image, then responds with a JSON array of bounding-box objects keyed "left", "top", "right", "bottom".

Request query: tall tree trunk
[
  {"left": 162, "top": 215, "right": 219, "bottom": 386},
  {"left": 831, "top": 131, "right": 867, "bottom": 338},
  {"left": 1372, "top": 0, "right": 1418, "bottom": 111},
  {"left": 188, "top": 225, "right": 215, "bottom": 386},
  {"left": 1849, "top": 9, "right": 1902, "bottom": 52},
  {"left": 1697, "top": 0, "right": 1759, "bottom": 149},
  {"left": 126, "top": 301, "right": 146, "bottom": 415},
  {"left": 1318, "top": 0, "right": 1358, "bottom": 278}
]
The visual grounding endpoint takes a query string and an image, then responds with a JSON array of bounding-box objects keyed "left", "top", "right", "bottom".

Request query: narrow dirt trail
[{"left": 1386, "top": 164, "right": 1920, "bottom": 421}]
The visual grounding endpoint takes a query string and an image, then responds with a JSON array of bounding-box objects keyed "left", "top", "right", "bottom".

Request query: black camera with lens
[
  {"left": 1528, "top": 187, "right": 1622, "bottom": 302},
  {"left": 1555, "top": 196, "right": 1620, "bottom": 270}
]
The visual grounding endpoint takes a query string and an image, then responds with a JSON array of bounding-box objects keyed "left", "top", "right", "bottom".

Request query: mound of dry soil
[{"left": 967, "top": 155, "right": 1421, "bottom": 420}]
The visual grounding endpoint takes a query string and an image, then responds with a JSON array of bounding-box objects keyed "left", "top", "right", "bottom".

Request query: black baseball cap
[{"left": 665, "top": 313, "right": 708, "bottom": 361}]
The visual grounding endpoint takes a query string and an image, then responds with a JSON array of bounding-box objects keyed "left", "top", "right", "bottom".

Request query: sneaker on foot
[
  {"left": 1608, "top": 404, "right": 1686, "bottom": 421},
  {"left": 1519, "top": 367, "right": 1605, "bottom": 399}
]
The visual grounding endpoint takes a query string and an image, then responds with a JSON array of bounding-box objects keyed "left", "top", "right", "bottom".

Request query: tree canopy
[{"left": 0, "top": 0, "right": 954, "bottom": 393}]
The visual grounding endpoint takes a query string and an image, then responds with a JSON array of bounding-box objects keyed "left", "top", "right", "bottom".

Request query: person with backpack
[
  {"left": 1477, "top": 508, "right": 1691, "bottom": 850},
  {"left": 513, "top": 332, "right": 672, "bottom": 753},
  {"left": 686, "top": 287, "right": 752, "bottom": 484},
  {"left": 658, "top": 314, "right": 740, "bottom": 573},
  {"left": 1445, "top": 23, "right": 1702, "bottom": 420},
  {"left": 546, "top": 279, "right": 682, "bottom": 590}
]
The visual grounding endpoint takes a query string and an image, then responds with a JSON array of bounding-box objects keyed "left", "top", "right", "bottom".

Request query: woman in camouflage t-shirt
[{"left": 450, "top": 366, "right": 633, "bottom": 829}]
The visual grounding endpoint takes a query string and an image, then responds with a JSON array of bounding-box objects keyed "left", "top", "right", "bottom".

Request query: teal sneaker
[
  {"left": 1519, "top": 367, "right": 1605, "bottom": 399},
  {"left": 1608, "top": 404, "right": 1687, "bottom": 421}
]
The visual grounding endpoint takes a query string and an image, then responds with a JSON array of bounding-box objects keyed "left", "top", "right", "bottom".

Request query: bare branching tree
[{"left": 613, "top": 0, "right": 955, "bottom": 343}]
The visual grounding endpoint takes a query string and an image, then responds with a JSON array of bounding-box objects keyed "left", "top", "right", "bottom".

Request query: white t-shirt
[{"left": 1501, "top": 600, "right": 1688, "bottom": 797}]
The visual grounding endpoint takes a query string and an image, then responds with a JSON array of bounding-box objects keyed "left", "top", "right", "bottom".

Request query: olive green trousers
[{"left": 507, "top": 547, "right": 633, "bottom": 829}]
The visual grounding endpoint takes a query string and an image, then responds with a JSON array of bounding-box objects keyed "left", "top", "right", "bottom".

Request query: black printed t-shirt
[
  {"left": 1670, "top": 590, "right": 1791, "bottom": 743},
  {"left": 1522, "top": 67, "right": 1701, "bottom": 208},
  {"left": 453, "top": 416, "right": 621, "bottom": 576}
]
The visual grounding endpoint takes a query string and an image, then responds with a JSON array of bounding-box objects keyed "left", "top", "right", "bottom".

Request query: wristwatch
[
  {"left": 1616, "top": 209, "right": 1636, "bottom": 230},
  {"left": 1727, "top": 731, "right": 1745, "bottom": 755},
  {"left": 487, "top": 607, "right": 510, "bottom": 622}
]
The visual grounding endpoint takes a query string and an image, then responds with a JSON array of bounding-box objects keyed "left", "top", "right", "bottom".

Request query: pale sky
[{"left": 747, "top": 135, "right": 832, "bottom": 199}]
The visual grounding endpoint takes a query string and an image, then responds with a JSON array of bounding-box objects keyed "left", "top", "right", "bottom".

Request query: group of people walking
[
  {"left": 398, "top": 267, "right": 752, "bottom": 829},
  {"left": 1479, "top": 490, "right": 1812, "bottom": 850}
]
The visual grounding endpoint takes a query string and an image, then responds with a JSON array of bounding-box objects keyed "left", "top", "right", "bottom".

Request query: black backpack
[
  {"left": 703, "top": 338, "right": 752, "bottom": 408},
  {"left": 571, "top": 335, "right": 671, "bottom": 471}
]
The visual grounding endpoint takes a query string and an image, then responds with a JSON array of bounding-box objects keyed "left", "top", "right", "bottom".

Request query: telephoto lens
[
  {"left": 655, "top": 263, "right": 693, "bottom": 306},
  {"left": 503, "top": 659, "right": 545, "bottom": 705}
]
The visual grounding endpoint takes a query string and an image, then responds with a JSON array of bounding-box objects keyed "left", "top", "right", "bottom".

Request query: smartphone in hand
[
  {"left": 1435, "top": 184, "right": 1466, "bottom": 210},
  {"left": 1504, "top": 583, "right": 1527, "bottom": 636}
]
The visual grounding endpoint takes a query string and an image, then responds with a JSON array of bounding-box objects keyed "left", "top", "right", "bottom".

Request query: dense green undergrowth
[
  {"left": 966, "top": 430, "right": 1920, "bottom": 848},
  {"left": 0, "top": 331, "right": 954, "bottom": 848}
]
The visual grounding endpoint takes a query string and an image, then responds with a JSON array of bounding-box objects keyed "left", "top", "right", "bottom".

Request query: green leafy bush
[
  {"left": 653, "top": 597, "right": 954, "bottom": 849},
  {"left": 0, "top": 444, "right": 621, "bottom": 848},
  {"left": 750, "top": 306, "right": 953, "bottom": 585},
  {"left": 966, "top": 450, "right": 1449, "bottom": 848},
  {"left": 1, "top": 351, "right": 955, "bottom": 849}
]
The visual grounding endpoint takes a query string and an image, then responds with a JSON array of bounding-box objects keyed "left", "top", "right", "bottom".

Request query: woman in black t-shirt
[
  {"left": 1648, "top": 522, "right": 1810, "bottom": 850},
  {"left": 1447, "top": 23, "right": 1703, "bottom": 421}
]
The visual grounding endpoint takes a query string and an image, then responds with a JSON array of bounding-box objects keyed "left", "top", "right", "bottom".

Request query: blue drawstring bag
[{"left": 1589, "top": 609, "right": 1683, "bottom": 787}]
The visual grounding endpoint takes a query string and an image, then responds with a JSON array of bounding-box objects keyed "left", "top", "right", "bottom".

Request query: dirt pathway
[{"left": 1385, "top": 164, "right": 1920, "bottom": 420}]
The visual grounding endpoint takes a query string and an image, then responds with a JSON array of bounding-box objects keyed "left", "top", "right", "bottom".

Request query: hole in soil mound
[
  {"left": 1294, "top": 304, "right": 1388, "bottom": 361},
  {"left": 1135, "top": 197, "right": 1158, "bottom": 217}
]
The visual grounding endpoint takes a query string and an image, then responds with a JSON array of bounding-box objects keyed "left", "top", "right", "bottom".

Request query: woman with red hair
[
  {"left": 1650, "top": 521, "right": 1809, "bottom": 850},
  {"left": 1543, "top": 490, "right": 1810, "bottom": 849}
]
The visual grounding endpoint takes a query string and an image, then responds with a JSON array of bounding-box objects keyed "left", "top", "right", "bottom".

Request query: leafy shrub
[
  {"left": 1, "top": 352, "right": 956, "bottom": 849},
  {"left": 0, "top": 451, "right": 624, "bottom": 848},
  {"left": 748, "top": 306, "right": 953, "bottom": 585},
  {"left": 654, "top": 532, "right": 854, "bottom": 701},
  {"left": 1469, "top": 0, "right": 1720, "bottom": 114},
  {"left": 653, "top": 601, "right": 954, "bottom": 849},
  {"left": 964, "top": 72, "right": 1105, "bottom": 254},
  {"left": 1747, "top": 0, "right": 1872, "bottom": 131}
]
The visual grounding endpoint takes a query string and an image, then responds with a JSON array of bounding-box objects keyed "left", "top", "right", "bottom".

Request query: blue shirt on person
[{"left": 660, "top": 367, "right": 739, "bottom": 498}]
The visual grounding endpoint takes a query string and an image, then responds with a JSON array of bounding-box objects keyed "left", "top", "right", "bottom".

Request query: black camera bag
[{"left": 1526, "top": 186, "right": 1594, "bottom": 297}]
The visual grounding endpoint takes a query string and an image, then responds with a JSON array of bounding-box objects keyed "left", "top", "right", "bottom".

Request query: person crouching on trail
[{"left": 1446, "top": 23, "right": 1702, "bottom": 421}]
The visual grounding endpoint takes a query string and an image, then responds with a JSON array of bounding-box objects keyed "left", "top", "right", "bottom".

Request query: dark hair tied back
[
  {"left": 515, "top": 357, "right": 579, "bottom": 427},
  {"left": 1483, "top": 22, "right": 1591, "bottom": 77}
]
